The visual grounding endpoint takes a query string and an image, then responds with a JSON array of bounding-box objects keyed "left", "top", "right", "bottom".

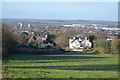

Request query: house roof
[
  {"left": 70, "top": 37, "right": 85, "bottom": 39},
  {"left": 17, "top": 42, "right": 29, "bottom": 47},
  {"left": 106, "top": 35, "right": 113, "bottom": 38},
  {"left": 35, "top": 37, "right": 44, "bottom": 44},
  {"left": 71, "top": 39, "right": 81, "bottom": 43}
]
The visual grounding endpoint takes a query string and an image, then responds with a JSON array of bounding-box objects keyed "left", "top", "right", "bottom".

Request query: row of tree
[
  {"left": 2, "top": 24, "right": 25, "bottom": 57},
  {"left": 94, "top": 39, "right": 120, "bottom": 54}
]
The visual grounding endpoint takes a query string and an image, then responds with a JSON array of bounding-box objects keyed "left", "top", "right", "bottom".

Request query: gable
[{"left": 71, "top": 40, "right": 80, "bottom": 44}]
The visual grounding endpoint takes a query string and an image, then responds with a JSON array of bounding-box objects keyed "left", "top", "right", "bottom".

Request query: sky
[
  {"left": 2, "top": 2, "right": 118, "bottom": 21},
  {"left": 1, "top": 0, "right": 119, "bottom": 2}
]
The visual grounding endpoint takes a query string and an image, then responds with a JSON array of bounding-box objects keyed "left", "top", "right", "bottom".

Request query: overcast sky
[{"left": 2, "top": 2, "right": 118, "bottom": 21}]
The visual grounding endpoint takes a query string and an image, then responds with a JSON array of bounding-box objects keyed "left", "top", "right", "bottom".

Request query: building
[
  {"left": 69, "top": 37, "right": 92, "bottom": 51},
  {"left": 63, "top": 24, "right": 81, "bottom": 27},
  {"left": 106, "top": 35, "right": 114, "bottom": 41}
]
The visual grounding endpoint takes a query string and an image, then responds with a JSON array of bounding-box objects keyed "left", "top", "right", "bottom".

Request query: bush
[
  {"left": 29, "top": 44, "right": 37, "bottom": 48},
  {"left": 2, "top": 25, "right": 18, "bottom": 58},
  {"left": 114, "top": 34, "right": 120, "bottom": 39},
  {"left": 54, "top": 30, "right": 75, "bottom": 49},
  {"left": 94, "top": 39, "right": 120, "bottom": 54},
  {"left": 111, "top": 39, "right": 120, "bottom": 54},
  {"left": 94, "top": 40, "right": 111, "bottom": 54}
]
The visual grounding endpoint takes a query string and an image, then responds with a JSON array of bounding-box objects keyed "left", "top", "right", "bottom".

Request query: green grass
[{"left": 3, "top": 52, "right": 118, "bottom": 78}]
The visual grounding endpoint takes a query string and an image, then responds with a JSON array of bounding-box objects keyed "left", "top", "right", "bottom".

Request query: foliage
[
  {"left": 47, "top": 34, "right": 56, "bottom": 42},
  {"left": 45, "top": 34, "right": 56, "bottom": 44},
  {"left": 21, "top": 32, "right": 29, "bottom": 43},
  {"left": 88, "top": 35, "right": 96, "bottom": 48},
  {"left": 29, "top": 44, "right": 37, "bottom": 48},
  {"left": 2, "top": 24, "right": 18, "bottom": 57},
  {"left": 111, "top": 39, "right": 120, "bottom": 54},
  {"left": 94, "top": 40, "right": 111, "bottom": 54},
  {"left": 2, "top": 24, "right": 32, "bottom": 57},
  {"left": 88, "top": 35, "right": 96, "bottom": 42},
  {"left": 85, "top": 31, "right": 106, "bottom": 40},
  {"left": 114, "top": 34, "right": 120, "bottom": 39},
  {"left": 94, "top": 38, "right": 120, "bottom": 54},
  {"left": 54, "top": 30, "right": 75, "bottom": 49}
]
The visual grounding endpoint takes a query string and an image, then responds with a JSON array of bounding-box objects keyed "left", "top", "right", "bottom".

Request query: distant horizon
[{"left": 2, "top": 18, "right": 117, "bottom": 22}]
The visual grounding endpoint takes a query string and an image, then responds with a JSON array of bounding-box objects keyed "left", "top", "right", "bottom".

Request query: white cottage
[{"left": 69, "top": 37, "right": 92, "bottom": 51}]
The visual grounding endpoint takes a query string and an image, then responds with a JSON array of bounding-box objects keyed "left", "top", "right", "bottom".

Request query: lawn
[{"left": 3, "top": 52, "right": 118, "bottom": 78}]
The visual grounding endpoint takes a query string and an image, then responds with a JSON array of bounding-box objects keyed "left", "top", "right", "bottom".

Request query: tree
[
  {"left": 111, "top": 39, "right": 120, "bottom": 54},
  {"left": 88, "top": 35, "right": 96, "bottom": 48},
  {"left": 2, "top": 24, "right": 18, "bottom": 57},
  {"left": 94, "top": 40, "right": 111, "bottom": 54},
  {"left": 21, "top": 32, "right": 29, "bottom": 43},
  {"left": 54, "top": 29, "right": 75, "bottom": 49},
  {"left": 89, "top": 35, "right": 96, "bottom": 42},
  {"left": 46, "top": 34, "right": 56, "bottom": 44}
]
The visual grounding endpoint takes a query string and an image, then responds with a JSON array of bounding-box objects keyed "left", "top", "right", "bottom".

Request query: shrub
[
  {"left": 29, "top": 44, "right": 37, "bottom": 48},
  {"left": 54, "top": 29, "right": 75, "bottom": 49},
  {"left": 111, "top": 39, "right": 120, "bottom": 54},
  {"left": 94, "top": 40, "right": 111, "bottom": 54},
  {"left": 2, "top": 24, "right": 18, "bottom": 58}
]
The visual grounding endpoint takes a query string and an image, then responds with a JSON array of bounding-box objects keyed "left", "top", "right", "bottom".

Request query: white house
[{"left": 69, "top": 37, "right": 92, "bottom": 51}]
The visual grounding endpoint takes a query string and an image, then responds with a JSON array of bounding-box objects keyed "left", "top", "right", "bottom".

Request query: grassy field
[{"left": 3, "top": 52, "right": 118, "bottom": 78}]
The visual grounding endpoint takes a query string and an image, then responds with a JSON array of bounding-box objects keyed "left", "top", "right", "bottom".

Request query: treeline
[
  {"left": 92, "top": 37, "right": 120, "bottom": 55},
  {"left": 2, "top": 24, "right": 25, "bottom": 58},
  {"left": 2, "top": 23, "right": 120, "bottom": 57},
  {"left": 84, "top": 32, "right": 120, "bottom": 55}
]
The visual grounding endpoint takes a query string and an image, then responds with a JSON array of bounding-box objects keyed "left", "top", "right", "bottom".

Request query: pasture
[{"left": 3, "top": 52, "right": 118, "bottom": 78}]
